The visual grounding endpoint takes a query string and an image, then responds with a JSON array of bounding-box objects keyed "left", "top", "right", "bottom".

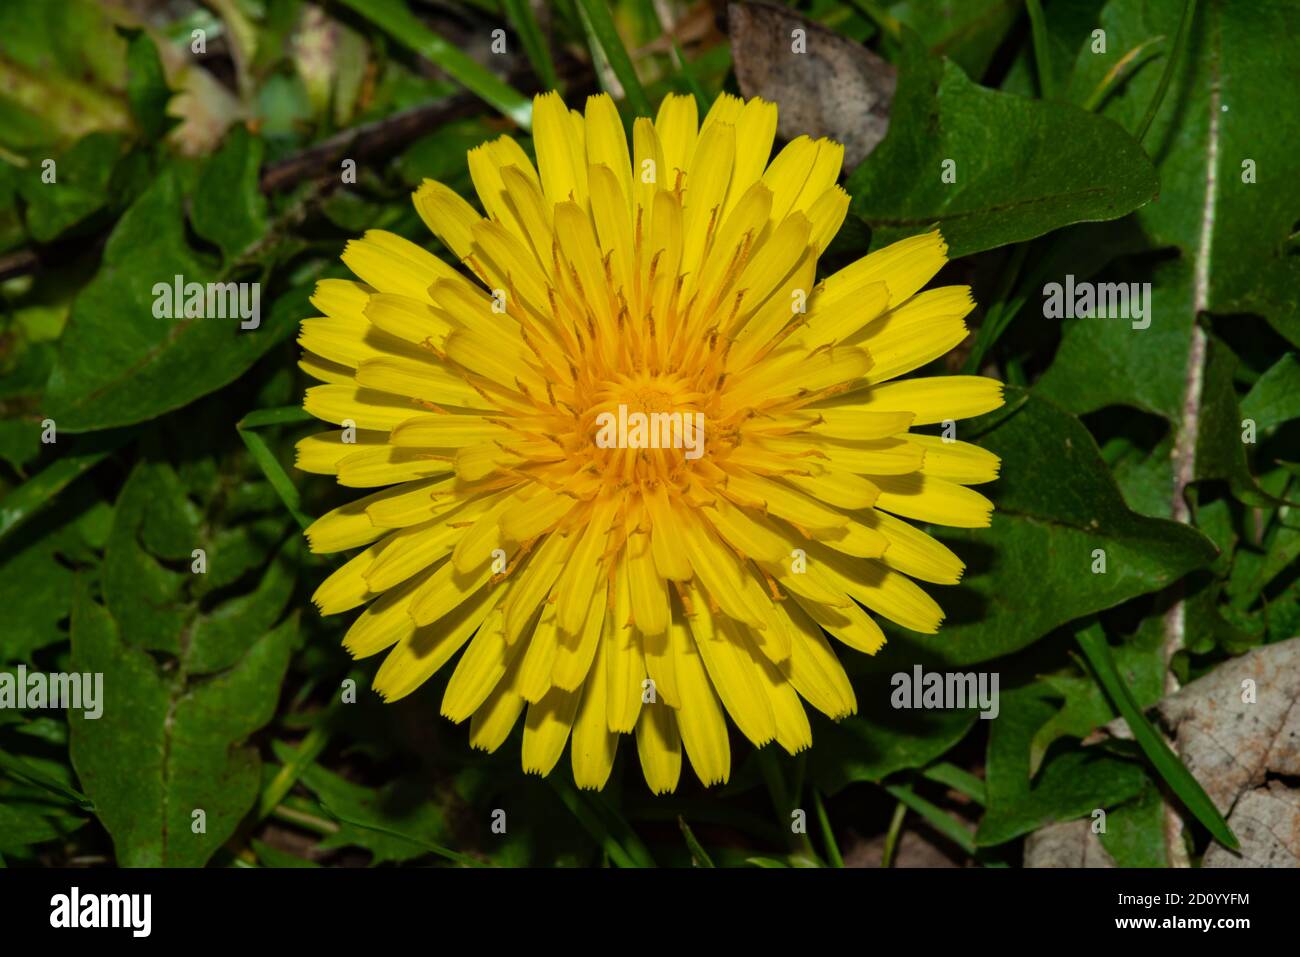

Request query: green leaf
[
  {"left": 15, "top": 132, "right": 125, "bottom": 242},
  {"left": 0, "top": 427, "right": 129, "bottom": 543},
  {"left": 1070, "top": 0, "right": 1300, "bottom": 346},
  {"left": 1075, "top": 624, "right": 1238, "bottom": 850},
  {"left": 888, "top": 0, "right": 1022, "bottom": 81},
  {"left": 190, "top": 125, "right": 269, "bottom": 263},
  {"left": 0, "top": 790, "right": 85, "bottom": 853},
  {"left": 1030, "top": 617, "right": 1165, "bottom": 775},
  {"left": 879, "top": 389, "right": 1217, "bottom": 665},
  {"left": 809, "top": 677, "right": 976, "bottom": 794},
  {"left": 43, "top": 169, "right": 306, "bottom": 432},
  {"left": 1035, "top": 257, "right": 1193, "bottom": 422},
  {"left": 0, "top": 483, "right": 104, "bottom": 661},
  {"left": 977, "top": 686, "right": 1146, "bottom": 847},
  {"left": 68, "top": 581, "right": 297, "bottom": 866},
  {"left": 102, "top": 460, "right": 296, "bottom": 672},
  {"left": 1192, "top": 336, "right": 1286, "bottom": 507},
  {"left": 278, "top": 742, "right": 469, "bottom": 866},
  {"left": 122, "top": 29, "right": 171, "bottom": 141},
  {"left": 846, "top": 28, "right": 1158, "bottom": 256},
  {"left": 1241, "top": 354, "right": 1300, "bottom": 432},
  {"left": 1098, "top": 784, "right": 1169, "bottom": 867}
]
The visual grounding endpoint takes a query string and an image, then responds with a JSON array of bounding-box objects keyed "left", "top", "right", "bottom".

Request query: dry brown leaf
[
  {"left": 1023, "top": 819, "right": 1116, "bottom": 868},
  {"left": 1152, "top": 637, "right": 1300, "bottom": 815},
  {"left": 727, "top": 1, "right": 895, "bottom": 168},
  {"left": 1202, "top": 784, "right": 1300, "bottom": 868}
]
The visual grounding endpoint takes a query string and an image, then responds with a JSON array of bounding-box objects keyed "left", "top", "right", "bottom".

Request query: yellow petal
[
  {"left": 342, "top": 230, "right": 458, "bottom": 301},
  {"left": 570, "top": 637, "right": 619, "bottom": 790},
  {"left": 604, "top": 555, "right": 645, "bottom": 733},
  {"left": 859, "top": 508, "right": 965, "bottom": 585},
  {"left": 654, "top": 93, "right": 698, "bottom": 184},
  {"left": 873, "top": 472, "right": 994, "bottom": 528},
  {"left": 515, "top": 602, "right": 560, "bottom": 703},
  {"left": 913, "top": 434, "right": 1002, "bottom": 484},
  {"left": 636, "top": 702, "right": 683, "bottom": 794},
  {"left": 827, "top": 375, "right": 1005, "bottom": 425},
  {"left": 470, "top": 671, "right": 525, "bottom": 752},
  {"left": 668, "top": 605, "right": 731, "bottom": 786},
  {"left": 686, "top": 588, "right": 776, "bottom": 746},
  {"left": 522, "top": 684, "right": 580, "bottom": 776},
  {"left": 373, "top": 578, "right": 501, "bottom": 702},
  {"left": 441, "top": 607, "right": 517, "bottom": 722},
  {"left": 818, "top": 228, "right": 948, "bottom": 312},
  {"left": 304, "top": 384, "right": 421, "bottom": 431},
  {"left": 412, "top": 179, "right": 480, "bottom": 261},
  {"left": 779, "top": 600, "right": 857, "bottom": 720},
  {"left": 533, "top": 91, "right": 588, "bottom": 208}
]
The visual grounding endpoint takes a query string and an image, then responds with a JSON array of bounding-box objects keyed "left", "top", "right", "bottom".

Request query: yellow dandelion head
[{"left": 297, "top": 91, "right": 1004, "bottom": 794}]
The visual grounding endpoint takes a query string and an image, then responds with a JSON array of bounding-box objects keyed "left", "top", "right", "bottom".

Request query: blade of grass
[
  {"left": 1075, "top": 624, "right": 1239, "bottom": 851},
  {"left": 236, "top": 411, "right": 312, "bottom": 530},
  {"left": 882, "top": 782, "right": 976, "bottom": 855},
  {"left": 575, "top": 0, "right": 651, "bottom": 115},
  {"left": 0, "top": 428, "right": 133, "bottom": 542},
  {"left": 337, "top": 0, "right": 533, "bottom": 128},
  {"left": 504, "top": 0, "right": 561, "bottom": 93},
  {"left": 317, "top": 800, "right": 486, "bottom": 866},
  {"left": 1082, "top": 36, "right": 1166, "bottom": 112},
  {"left": 588, "top": 790, "right": 656, "bottom": 867},
  {"left": 962, "top": 242, "right": 1030, "bottom": 373},
  {"left": 0, "top": 748, "right": 93, "bottom": 810},
  {"left": 677, "top": 816, "right": 715, "bottom": 867},
  {"left": 259, "top": 724, "right": 331, "bottom": 820},
  {"left": 240, "top": 405, "right": 314, "bottom": 429},
  {"left": 757, "top": 748, "right": 819, "bottom": 861},
  {"left": 880, "top": 799, "right": 907, "bottom": 867},
  {"left": 811, "top": 788, "right": 843, "bottom": 868},
  {"left": 921, "top": 762, "right": 988, "bottom": 805},
  {"left": 1024, "top": 0, "right": 1054, "bottom": 98},
  {"left": 549, "top": 778, "right": 645, "bottom": 867},
  {"left": 1136, "top": 0, "right": 1197, "bottom": 142},
  {"left": 845, "top": 0, "right": 902, "bottom": 40}
]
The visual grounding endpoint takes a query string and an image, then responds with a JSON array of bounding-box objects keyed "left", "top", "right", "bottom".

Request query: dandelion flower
[{"left": 297, "top": 92, "right": 1004, "bottom": 793}]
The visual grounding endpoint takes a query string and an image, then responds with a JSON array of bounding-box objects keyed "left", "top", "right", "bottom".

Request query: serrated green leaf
[{"left": 68, "top": 581, "right": 297, "bottom": 866}]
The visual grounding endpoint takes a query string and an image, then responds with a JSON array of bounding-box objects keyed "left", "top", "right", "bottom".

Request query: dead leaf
[
  {"left": 1023, "top": 819, "right": 1116, "bottom": 868},
  {"left": 1202, "top": 783, "right": 1300, "bottom": 868},
  {"left": 1151, "top": 637, "right": 1300, "bottom": 815},
  {"left": 727, "top": 1, "right": 895, "bottom": 168}
]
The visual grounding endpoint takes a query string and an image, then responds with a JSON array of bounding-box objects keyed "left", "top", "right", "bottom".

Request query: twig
[{"left": 1160, "top": 0, "right": 1217, "bottom": 868}]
